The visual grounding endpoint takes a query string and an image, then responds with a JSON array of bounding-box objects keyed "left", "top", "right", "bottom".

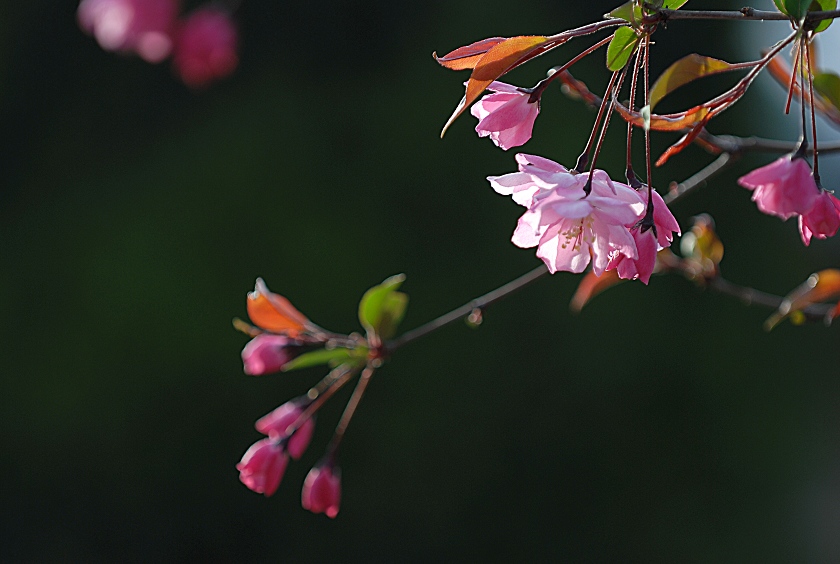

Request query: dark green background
[{"left": 2, "top": 1, "right": 839, "bottom": 561}]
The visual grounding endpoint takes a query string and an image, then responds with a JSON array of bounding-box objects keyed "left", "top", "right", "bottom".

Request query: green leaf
[
  {"left": 783, "top": 0, "right": 811, "bottom": 19},
  {"left": 281, "top": 347, "right": 360, "bottom": 372},
  {"left": 811, "top": 0, "right": 837, "bottom": 32},
  {"left": 606, "top": 27, "right": 639, "bottom": 72},
  {"left": 649, "top": 54, "right": 736, "bottom": 110},
  {"left": 607, "top": 1, "right": 643, "bottom": 25},
  {"left": 814, "top": 72, "right": 840, "bottom": 111},
  {"left": 358, "top": 274, "right": 409, "bottom": 341},
  {"left": 662, "top": 0, "right": 690, "bottom": 9},
  {"left": 773, "top": 0, "right": 786, "bottom": 13}
]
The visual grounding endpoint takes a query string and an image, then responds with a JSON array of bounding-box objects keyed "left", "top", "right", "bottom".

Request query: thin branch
[
  {"left": 650, "top": 7, "right": 840, "bottom": 24},
  {"left": 384, "top": 264, "right": 549, "bottom": 353},
  {"left": 665, "top": 152, "right": 736, "bottom": 204},
  {"left": 708, "top": 276, "right": 831, "bottom": 323}
]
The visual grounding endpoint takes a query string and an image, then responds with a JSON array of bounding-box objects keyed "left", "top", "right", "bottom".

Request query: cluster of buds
[
  {"left": 234, "top": 276, "right": 409, "bottom": 517},
  {"left": 77, "top": 0, "right": 239, "bottom": 87}
]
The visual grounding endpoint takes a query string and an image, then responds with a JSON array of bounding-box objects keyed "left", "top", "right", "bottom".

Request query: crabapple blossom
[
  {"left": 255, "top": 400, "right": 316, "bottom": 460},
  {"left": 488, "top": 153, "right": 576, "bottom": 207},
  {"left": 608, "top": 188, "right": 681, "bottom": 284},
  {"left": 241, "top": 334, "right": 301, "bottom": 376},
  {"left": 301, "top": 463, "right": 342, "bottom": 518},
  {"left": 738, "top": 155, "right": 819, "bottom": 220},
  {"left": 493, "top": 158, "right": 645, "bottom": 275},
  {"left": 799, "top": 190, "right": 840, "bottom": 245},
  {"left": 172, "top": 7, "right": 239, "bottom": 88},
  {"left": 471, "top": 82, "right": 540, "bottom": 150},
  {"left": 236, "top": 438, "right": 289, "bottom": 497},
  {"left": 77, "top": 0, "right": 179, "bottom": 63}
]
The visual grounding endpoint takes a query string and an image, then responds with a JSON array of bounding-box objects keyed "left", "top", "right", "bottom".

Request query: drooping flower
[
  {"left": 172, "top": 7, "right": 239, "bottom": 88},
  {"left": 301, "top": 463, "right": 342, "bottom": 518},
  {"left": 608, "top": 187, "right": 681, "bottom": 284},
  {"left": 255, "top": 400, "right": 315, "bottom": 460},
  {"left": 236, "top": 438, "right": 289, "bottom": 497},
  {"left": 799, "top": 190, "right": 840, "bottom": 245},
  {"left": 471, "top": 82, "right": 540, "bottom": 150},
  {"left": 77, "top": 0, "right": 179, "bottom": 63},
  {"left": 241, "top": 334, "right": 301, "bottom": 376},
  {"left": 738, "top": 155, "right": 819, "bottom": 220},
  {"left": 494, "top": 158, "right": 645, "bottom": 275}
]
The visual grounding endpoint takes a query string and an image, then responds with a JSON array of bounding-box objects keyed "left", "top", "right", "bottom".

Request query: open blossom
[
  {"left": 236, "top": 438, "right": 289, "bottom": 497},
  {"left": 608, "top": 188, "right": 681, "bottom": 284},
  {"left": 241, "top": 334, "right": 301, "bottom": 376},
  {"left": 78, "top": 0, "right": 179, "bottom": 63},
  {"left": 738, "top": 156, "right": 819, "bottom": 220},
  {"left": 255, "top": 400, "right": 315, "bottom": 460},
  {"left": 302, "top": 463, "right": 342, "bottom": 518},
  {"left": 799, "top": 191, "right": 840, "bottom": 245},
  {"left": 493, "top": 157, "right": 645, "bottom": 275},
  {"left": 488, "top": 153, "right": 574, "bottom": 207},
  {"left": 173, "top": 7, "right": 239, "bottom": 88},
  {"left": 471, "top": 82, "right": 539, "bottom": 150}
]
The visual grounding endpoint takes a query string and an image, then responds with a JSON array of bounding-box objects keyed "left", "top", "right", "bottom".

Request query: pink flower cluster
[
  {"left": 471, "top": 82, "right": 540, "bottom": 150},
  {"left": 236, "top": 397, "right": 341, "bottom": 517},
  {"left": 78, "top": 0, "right": 238, "bottom": 87},
  {"left": 489, "top": 154, "right": 680, "bottom": 283},
  {"left": 738, "top": 155, "right": 840, "bottom": 245}
]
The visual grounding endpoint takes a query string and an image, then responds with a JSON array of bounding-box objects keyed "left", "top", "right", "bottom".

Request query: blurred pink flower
[
  {"left": 172, "top": 7, "right": 239, "bottom": 88},
  {"left": 236, "top": 438, "right": 288, "bottom": 497},
  {"left": 241, "top": 334, "right": 300, "bottom": 376},
  {"left": 503, "top": 163, "right": 645, "bottom": 275},
  {"left": 799, "top": 191, "right": 840, "bottom": 245},
  {"left": 255, "top": 400, "right": 315, "bottom": 460},
  {"left": 471, "top": 82, "right": 539, "bottom": 150},
  {"left": 301, "top": 463, "right": 341, "bottom": 518},
  {"left": 608, "top": 188, "right": 681, "bottom": 284},
  {"left": 738, "top": 156, "right": 819, "bottom": 220},
  {"left": 78, "top": 0, "right": 179, "bottom": 63}
]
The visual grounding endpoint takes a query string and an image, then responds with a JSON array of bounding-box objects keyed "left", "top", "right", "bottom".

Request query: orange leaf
[
  {"left": 827, "top": 300, "right": 840, "bottom": 324},
  {"left": 655, "top": 116, "right": 712, "bottom": 166},
  {"left": 615, "top": 102, "right": 711, "bottom": 132},
  {"left": 434, "top": 37, "right": 506, "bottom": 71},
  {"left": 570, "top": 269, "right": 623, "bottom": 313},
  {"left": 441, "top": 35, "right": 550, "bottom": 136},
  {"left": 765, "top": 269, "right": 840, "bottom": 330},
  {"left": 247, "top": 278, "right": 311, "bottom": 337}
]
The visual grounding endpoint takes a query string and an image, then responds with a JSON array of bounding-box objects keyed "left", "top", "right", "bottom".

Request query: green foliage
[
  {"left": 281, "top": 347, "right": 365, "bottom": 372},
  {"left": 814, "top": 72, "right": 840, "bottom": 111},
  {"left": 358, "top": 274, "right": 409, "bottom": 341},
  {"left": 811, "top": 0, "right": 837, "bottom": 32},
  {"left": 606, "top": 27, "right": 640, "bottom": 71}
]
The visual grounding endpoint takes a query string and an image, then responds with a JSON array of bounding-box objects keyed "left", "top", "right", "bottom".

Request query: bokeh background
[{"left": 3, "top": 0, "right": 840, "bottom": 561}]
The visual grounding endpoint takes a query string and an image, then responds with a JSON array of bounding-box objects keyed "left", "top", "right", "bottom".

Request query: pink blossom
[
  {"left": 471, "top": 82, "right": 539, "bottom": 150},
  {"left": 488, "top": 153, "right": 575, "bottom": 208},
  {"left": 799, "top": 191, "right": 840, "bottom": 245},
  {"left": 738, "top": 156, "right": 819, "bottom": 220},
  {"left": 608, "top": 188, "right": 681, "bottom": 284},
  {"left": 241, "top": 334, "right": 300, "bottom": 376},
  {"left": 172, "top": 7, "right": 239, "bottom": 88},
  {"left": 494, "top": 158, "right": 645, "bottom": 275},
  {"left": 301, "top": 463, "right": 342, "bottom": 518},
  {"left": 78, "top": 0, "right": 179, "bottom": 63},
  {"left": 255, "top": 400, "right": 315, "bottom": 460},
  {"left": 236, "top": 438, "right": 288, "bottom": 497}
]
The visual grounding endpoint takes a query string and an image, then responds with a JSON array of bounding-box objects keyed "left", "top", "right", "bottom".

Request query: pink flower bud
[
  {"left": 241, "top": 334, "right": 300, "bottom": 376},
  {"left": 301, "top": 463, "right": 341, "bottom": 518},
  {"left": 738, "top": 156, "right": 819, "bottom": 220},
  {"left": 78, "top": 0, "right": 179, "bottom": 63},
  {"left": 236, "top": 438, "right": 289, "bottom": 497},
  {"left": 172, "top": 7, "right": 239, "bottom": 88},
  {"left": 255, "top": 400, "right": 315, "bottom": 460},
  {"left": 471, "top": 82, "right": 539, "bottom": 150},
  {"left": 799, "top": 191, "right": 840, "bottom": 245}
]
